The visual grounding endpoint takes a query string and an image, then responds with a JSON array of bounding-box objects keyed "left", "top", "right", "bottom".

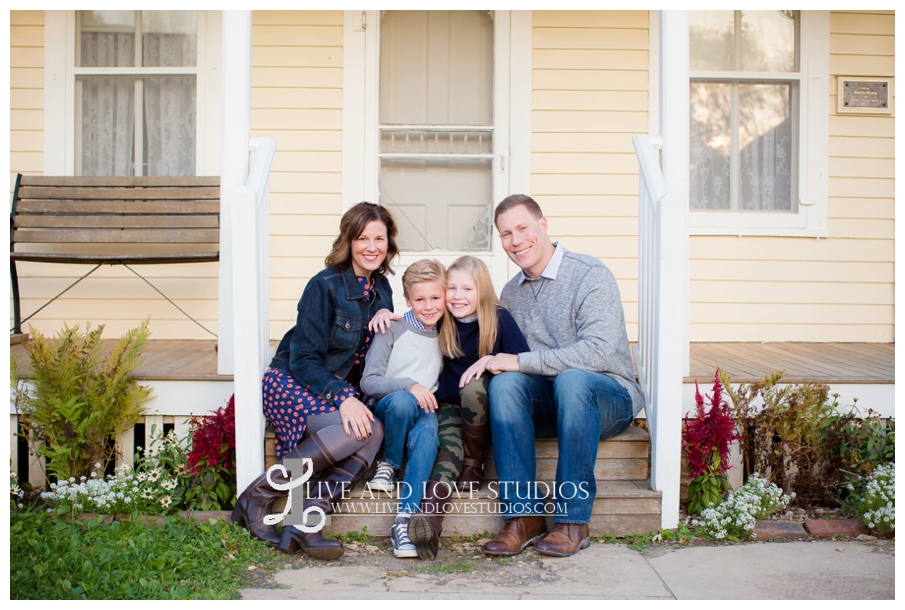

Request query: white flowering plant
[
  {"left": 692, "top": 474, "right": 795, "bottom": 541},
  {"left": 843, "top": 462, "right": 894, "bottom": 533},
  {"left": 10, "top": 472, "right": 26, "bottom": 511}
]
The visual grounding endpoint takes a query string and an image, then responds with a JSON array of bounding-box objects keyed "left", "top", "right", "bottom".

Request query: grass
[
  {"left": 10, "top": 512, "right": 284, "bottom": 599},
  {"left": 418, "top": 559, "right": 477, "bottom": 574},
  {"left": 605, "top": 526, "right": 695, "bottom": 552},
  {"left": 338, "top": 526, "right": 376, "bottom": 545}
]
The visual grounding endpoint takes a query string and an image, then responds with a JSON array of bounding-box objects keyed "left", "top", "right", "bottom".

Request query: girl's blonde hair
[{"left": 439, "top": 256, "right": 501, "bottom": 359}]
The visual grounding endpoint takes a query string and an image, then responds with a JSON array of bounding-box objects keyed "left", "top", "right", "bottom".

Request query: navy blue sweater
[{"left": 436, "top": 307, "right": 530, "bottom": 404}]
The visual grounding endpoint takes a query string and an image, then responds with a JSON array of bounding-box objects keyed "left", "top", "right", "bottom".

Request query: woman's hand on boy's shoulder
[{"left": 369, "top": 308, "right": 402, "bottom": 334}]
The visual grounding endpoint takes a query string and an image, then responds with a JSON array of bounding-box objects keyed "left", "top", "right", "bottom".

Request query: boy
[{"left": 360, "top": 259, "right": 446, "bottom": 558}]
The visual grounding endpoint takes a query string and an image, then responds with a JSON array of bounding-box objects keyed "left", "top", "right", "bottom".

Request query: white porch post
[
  {"left": 218, "top": 10, "right": 252, "bottom": 376},
  {"left": 655, "top": 10, "right": 689, "bottom": 530}
]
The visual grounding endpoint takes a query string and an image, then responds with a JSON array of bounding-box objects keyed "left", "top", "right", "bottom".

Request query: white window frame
[
  {"left": 43, "top": 10, "right": 222, "bottom": 176},
  {"left": 681, "top": 11, "right": 829, "bottom": 237},
  {"left": 342, "top": 10, "right": 532, "bottom": 290}
]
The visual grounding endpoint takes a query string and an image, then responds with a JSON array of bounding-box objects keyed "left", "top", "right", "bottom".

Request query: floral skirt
[{"left": 261, "top": 368, "right": 336, "bottom": 459}]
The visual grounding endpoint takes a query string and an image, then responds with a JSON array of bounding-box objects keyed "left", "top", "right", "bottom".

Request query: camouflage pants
[{"left": 429, "top": 373, "right": 491, "bottom": 485}]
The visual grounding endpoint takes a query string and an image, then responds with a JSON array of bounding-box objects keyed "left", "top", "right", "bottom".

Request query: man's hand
[
  {"left": 338, "top": 395, "right": 375, "bottom": 440},
  {"left": 409, "top": 383, "right": 438, "bottom": 413},
  {"left": 485, "top": 353, "right": 520, "bottom": 375},
  {"left": 460, "top": 355, "right": 494, "bottom": 388},
  {"left": 368, "top": 308, "right": 402, "bottom": 334}
]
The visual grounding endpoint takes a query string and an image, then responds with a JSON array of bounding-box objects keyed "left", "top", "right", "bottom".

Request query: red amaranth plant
[{"left": 683, "top": 370, "right": 741, "bottom": 514}]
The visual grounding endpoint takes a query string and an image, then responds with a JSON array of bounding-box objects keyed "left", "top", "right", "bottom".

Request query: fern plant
[{"left": 11, "top": 321, "right": 153, "bottom": 483}]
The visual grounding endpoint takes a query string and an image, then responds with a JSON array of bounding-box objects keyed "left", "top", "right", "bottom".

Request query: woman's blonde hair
[{"left": 439, "top": 256, "right": 501, "bottom": 359}]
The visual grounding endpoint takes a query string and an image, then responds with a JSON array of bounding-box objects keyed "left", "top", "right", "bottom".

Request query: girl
[{"left": 406, "top": 256, "right": 530, "bottom": 560}]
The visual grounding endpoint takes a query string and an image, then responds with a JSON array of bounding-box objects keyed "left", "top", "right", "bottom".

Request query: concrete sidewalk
[{"left": 240, "top": 539, "right": 894, "bottom": 600}]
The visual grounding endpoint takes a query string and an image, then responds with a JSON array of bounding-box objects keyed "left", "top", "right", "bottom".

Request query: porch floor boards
[{"left": 11, "top": 339, "right": 893, "bottom": 384}]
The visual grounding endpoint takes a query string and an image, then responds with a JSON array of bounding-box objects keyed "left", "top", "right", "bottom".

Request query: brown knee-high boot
[
  {"left": 408, "top": 480, "right": 454, "bottom": 560},
  {"left": 278, "top": 450, "right": 370, "bottom": 560},
  {"left": 231, "top": 435, "right": 336, "bottom": 546},
  {"left": 455, "top": 419, "right": 491, "bottom": 491}
]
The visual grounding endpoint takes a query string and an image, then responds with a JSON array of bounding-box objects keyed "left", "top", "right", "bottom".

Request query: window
[
  {"left": 687, "top": 10, "right": 829, "bottom": 237},
  {"left": 76, "top": 10, "right": 197, "bottom": 176},
  {"left": 378, "top": 10, "right": 494, "bottom": 251}
]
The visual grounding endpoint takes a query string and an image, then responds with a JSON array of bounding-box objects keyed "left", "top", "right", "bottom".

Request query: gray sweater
[
  {"left": 500, "top": 247, "right": 643, "bottom": 416},
  {"left": 360, "top": 318, "right": 443, "bottom": 402}
]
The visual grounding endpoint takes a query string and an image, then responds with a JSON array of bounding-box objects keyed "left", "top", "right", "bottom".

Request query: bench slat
[
  {"left": 20, "top": 176, "right": 220, "bottom": 187},
  {"left": 14, "top": 215, "right": 219, "bottom": 229},
  {"left": 14, "top": 228, "right": 220, "bottom": 244},
  {"left": 11, "top": 252, "right": 219, "bottom": 264},
  {"left": 15, "top": 200, "right": 220, "bottom": 214},
  {"left": 18, "top": 186, "right": 220, "bottom": 201}
]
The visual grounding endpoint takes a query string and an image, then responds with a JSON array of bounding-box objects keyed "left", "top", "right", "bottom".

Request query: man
[{"left": 480, "top": 194, "right": 643, "bottom": 557}]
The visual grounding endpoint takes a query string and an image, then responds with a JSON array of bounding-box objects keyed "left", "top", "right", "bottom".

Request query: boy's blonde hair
[
  {"left": 401, "top": 259, "right": 446, "bottom": 297},
  {"left": 440, "top": 256, "right": 501, "bottom": 359}
]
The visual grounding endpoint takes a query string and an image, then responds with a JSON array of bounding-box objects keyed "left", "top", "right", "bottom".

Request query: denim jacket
[{"left": 269, "top": 265, "right": 394, "bottom": 405}]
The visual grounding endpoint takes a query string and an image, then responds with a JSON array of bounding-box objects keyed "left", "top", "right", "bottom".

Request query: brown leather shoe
[
  {"left": 533, "top": 523, "right": 591, "bottom": 557},
  {"left": 482, "top": 516, "right": 547, "bottom": 556}
]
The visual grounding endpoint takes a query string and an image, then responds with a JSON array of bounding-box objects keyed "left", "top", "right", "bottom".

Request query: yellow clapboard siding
[
  {"left": 830, "top": 33, "right": 895, "bottom": 55},
  {"left": 689, "top": 236, "right": 892, "bottom": 262},
  {"left": 18, "top": 298, "right": 217, "bottom": 321},
  {"left": 16, "top": 320, "right": 224, "bottom": 342},
  {"left": 250, "top": 108, "right": 342, "bottom": 130},
  {"left": 18, "top": 277, "right": 219, "bottom": 301},
  {"left": 268, "top": 151, "right": 342, "bottom": 173},
  {"left": 828, "top": 136, "right": 894, "bottom": 159},
  {"left": 827, "top": 218, "right": 895, "bottom": 239},
  {"left": 533, "top": 11, "right": 649, "bottom": 29},
  {"left": 533, "top": 90, "right": 647, "bottom": 111},
  {"left": 537, "top": 195, "right": 640, "bottom": 217},
  {"left": 10, "top": 88, "right": 43, "bottom": 110},
  {"left": 10, "top": 25, "right": 43, "bottom": 46},
  {"left": 829, "top": 115, "right": 895, "bottom": 138},
  {"left": 10, "top": 10, "right": 43, "bottom": 25},
  {"left": 532, "top": 173, "right": 638, "bottom": 196},
  {"left": 533, "top": 49, "right": 648, "bottom": 71},
  {"left": 549, "top": 236, "right": 637, "bottom": 259},
  {"left": 11, "top": 67, "right": 43, "bottom": 89},
  {"left": 827, "top": 177, "right": 894, "bottom": 199},
  {"left": 251, "top": 25, "right": 343, "bottom": 46},
  {"left": 532, "top": 152, "right": 639, "bottom": 175},
  {"left": 828, "top": 157, "right": 895, "bottom": 179},
  {"left": 830, "top": 55, "right": 894, "bottom": 77},
  {"left": 253, "top": 10, "right": 342, "bottom": 26},
  {"left": 532, "top": 110, "right": 648, "bottom": 133},
  {"left": 532, "top": 132, "right": 636, "bottom": 153},
  {"left": 269, "top": 193, "right": 343, "bottom": 215},
  {"left": 271, "top": 235, "right": 336, "bottom": 257},
  {"left": 271, "top": 257, "right": 332, "bottom": 279},
  {"left": 534, "top": 69, "right": 649, "bottom": 91},
  {"left": 251, "top": 67, "right": 343, "bottom": 88},
  {"left": 690, "top": 280, "right": 894, "bottom": 306},
  {"left": 11, "top": 130, "right": 43, "bottom": 152},
  {"left": 829, "top": 198, "right": 893, "bottom": 220},
  {"left": 533, "top": 27, "right": 648, "bottom": 50},
  {"left": 691, "top": 303, "right": 893, "bottom": 326},
  {"left": 251, "top": 88, "right": 342, "bottom": 109},
  {"left": 10, "top": 46, "right": 43, "bottom": 68},
  {"left": 269, "top": 172, "right": 342, "bottom": 195},
  {"left": 252, "top": 46, "right": 342, "bottom": 68},
  {"left": 250, "top": 129, "right": 342, "bottom": 151},
  {"left": 10, "top": 151, "right": 43, "bottom": 172},
  {"left": 269, "top": 214, "right": 348, "bottom": 237},
  {"left": 691, "top": 259, "right": 893, "bottom": 283},
  {"left": 830, "top": 12, "right": 895, "bottom": 36},
  {"left": 547, "top": 216, "right": 638, "bottom": 237},
  {"left": 690, "top": 324, "right": 893, "bottom": 344}
]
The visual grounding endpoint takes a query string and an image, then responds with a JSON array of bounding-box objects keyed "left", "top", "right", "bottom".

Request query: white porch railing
[
  {"left": 633, "top": 134, "right": 684, "bottom": 530},
  {"left": 232, "top": 137, "right": 276, "bottom": 494}
]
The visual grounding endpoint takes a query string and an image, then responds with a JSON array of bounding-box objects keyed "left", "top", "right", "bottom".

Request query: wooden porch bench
[{"left": 9, "top": 174, "right": 220, "bottom": 334}]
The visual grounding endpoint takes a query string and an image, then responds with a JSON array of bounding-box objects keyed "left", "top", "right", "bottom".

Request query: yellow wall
[
  {"left": 250, "top": 10, "right": 345, "bottom": 341},
  {"left": 10, "top": 11, "right": 43, "bottom": 194},
  {"left": 531, "top": 11, "right": 648, "bottom": 339},
  {"left": 686, "top": 10, "right": 894, "bottom": 342}
]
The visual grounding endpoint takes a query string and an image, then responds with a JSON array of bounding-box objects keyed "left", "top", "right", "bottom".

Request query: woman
[{"left": 232, "top": 202, "right": 399, "bottom": 560}]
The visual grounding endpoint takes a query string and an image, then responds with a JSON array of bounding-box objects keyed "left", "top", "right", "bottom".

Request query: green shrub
[{"left": 11, "top": 322, "right": 152, "bottom": 481}]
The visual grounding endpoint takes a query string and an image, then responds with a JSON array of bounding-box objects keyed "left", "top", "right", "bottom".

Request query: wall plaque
[{"left": 837, "top": 77, "right": 894, "bottom": 115}]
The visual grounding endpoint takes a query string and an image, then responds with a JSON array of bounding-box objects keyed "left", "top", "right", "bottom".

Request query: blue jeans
[
  {"left": 374, "top": 391, "right": 439, "bottom": 513},
  {"left": 489, "top": 369, "right": 634, "bottom": 524}
]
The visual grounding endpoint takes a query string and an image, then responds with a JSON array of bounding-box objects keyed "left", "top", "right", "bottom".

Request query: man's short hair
[{"left": 494, "top": 194, "right": 544, "bottom": 228}]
